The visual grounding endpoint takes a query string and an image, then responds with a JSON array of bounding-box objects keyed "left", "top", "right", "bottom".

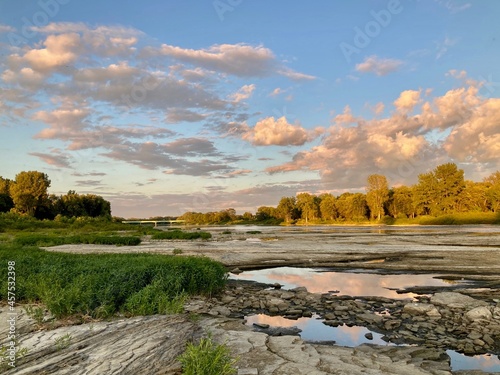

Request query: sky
[{"left": 0, "top": 0, "right": 499, "bottom": 218}]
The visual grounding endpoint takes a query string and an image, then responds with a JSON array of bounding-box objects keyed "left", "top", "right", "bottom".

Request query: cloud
[
  {"left": 72, "top": 172, "right": 107, "bottom": 177},
  {"left": 267, "top": 74, "right": 500, "bottom": 187},
  {"left": 355, "top": 56, "right": 403, "bottom": 76},
  {"left": 269, "top": 88, "right": 284, "bottom": 97},
  {"left": 394, "top": 90, "right": 421, "bottom": 113},
  {"left": 436, "top": 36, "right": 458, "bottom": 59},
  {"left": 143, "top": 43, "right": 314, "bottom": 80},
  {"left": 75, "top": 180, "right": 104, "bottom": 187},
  {"left": 165, "top": 108, "right": 208, "bottom": 123},
  {"left": 0, "top": 24, "right": 16, "bottom": 33},
  {"left": 29, "top": 150, "right": 72, "bottom": 168},
  {"left": 229, "top": 84, "right": 255, "bottom": 103},
  {"left": 242, "top": 116, "right": 322, "bottom": 146}
]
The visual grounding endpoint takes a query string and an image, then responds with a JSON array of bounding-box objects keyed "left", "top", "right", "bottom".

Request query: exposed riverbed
[{"left": 35, "top": 224, "right": 500, "bottom": 374}]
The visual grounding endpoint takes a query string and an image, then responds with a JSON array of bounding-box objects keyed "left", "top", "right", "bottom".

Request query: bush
[
  {"left": 178, "top": 334, "right": 238, "bottom": 375},
  {"left": 0, "top": 244, "right": 227, "bottom": 318},
  {"left": 13, "top": 234, "right": 141, "bottom": 247},
  {"left": 151, "top": 230, "right": 211, "bottom": 240}
]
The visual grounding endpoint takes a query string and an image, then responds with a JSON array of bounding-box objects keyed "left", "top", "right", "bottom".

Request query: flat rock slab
[{"left": 0, "top": 311, "right": 198, "bottom": 375}]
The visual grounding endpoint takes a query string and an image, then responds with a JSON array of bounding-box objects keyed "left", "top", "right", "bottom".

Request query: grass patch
[
  {"left": 13, "top": 234, "right": 141, "bottom": 247},
  {"left": 0, "top": 244, "right": 227, "bottom": 319},
  {"left": 246, "top": 230, "right": 262, "bottom": 234},
  {"left": 151, "top": 230, "right": 211, "bottom": 240},
  {"left": 178, "top": 334, "right": 238, "bottom": 375},
  {"left": 221, "top": 230, "right": 232, "bottom": 235}
]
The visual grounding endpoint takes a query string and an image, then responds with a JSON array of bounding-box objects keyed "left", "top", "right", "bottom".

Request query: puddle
[
  {"left": 447, "top": 350, "right": 500, "bottom": 372},
  {"left": 246, "top": 314, "right": 391, "bottom": 346},
  {"left": 246, "top": 314, "right": 500, "bottom": 372},
  {"left": 231, "top": 266, "right": 467, "bottom": 299}
]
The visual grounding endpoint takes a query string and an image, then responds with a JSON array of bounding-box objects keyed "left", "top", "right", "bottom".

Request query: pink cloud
[{"left": 355, "top": 55, "right": 403, "bottom": 76}]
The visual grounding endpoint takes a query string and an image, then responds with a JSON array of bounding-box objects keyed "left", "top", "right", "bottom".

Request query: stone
[
  {"left": 430, "top": 292, "right": 487, "bottom": 309},
  {"left": 364, "top": 332, "right": 373, "bottom": 340},
  {"left": 465, "top": 306, "right": 492, "bottom": 322},
  {"left": 403, "top": 303, "right": 441, "bottom": 318}
]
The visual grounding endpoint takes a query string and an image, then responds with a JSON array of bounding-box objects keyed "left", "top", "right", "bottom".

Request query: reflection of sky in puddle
[
  {"left": 231, "top": 267, "right": 463, "bottom": 298},
  {"left": 246, "top": 314, "right": 500, "bottom": 372},
  {"left": 246, "top": 314, "right": 390, "bottom": 346},
  {"left": 447, "top": 350, "right": 500, "bottom": 372}
]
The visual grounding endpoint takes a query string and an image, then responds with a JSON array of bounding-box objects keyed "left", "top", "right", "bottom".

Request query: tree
[
  {"left": 366, "top": 174, "right": 389, "bottom": 220},
  {"left": 413, "top": 163, "right": 465, "bottom": 215},
  {"left": 296, "top": 193, "right": 320, "bottom": 223},
  {"left": 485, "top": 171, "right": 500, "bottom": 212},
  {"left": 386, "top": 186, "right": 413, "bottom": 218},
  {"left": 276, "top": 197, "right": 297, "bottom": 223},
  {"left": 0, "top": 177, "right": 14, "bottom": 213},
  {"left": 9, "top": 171, "right": 51, "bottom": 216},
  {"left": 319, "top": 194, "right": 337, "bottom": 221}
]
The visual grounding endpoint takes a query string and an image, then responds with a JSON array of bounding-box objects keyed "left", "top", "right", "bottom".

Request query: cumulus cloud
[
  {"left": 355, "top": 56, "right": 403, "bottom": 76},
  {"left": 143, "top": 43, "right": 314, "bottom": 80},
  {"left": 242, "top": 116, "right": 322, "bottom": 146},
  {"left": 267, "top": 74, "right": 500, "bottom": 187},
  {"left": 229, "top": 84, "right": 255, "bottom": 103}
]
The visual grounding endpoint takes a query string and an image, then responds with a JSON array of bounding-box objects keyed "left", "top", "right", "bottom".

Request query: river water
[{"left": 231, "top": 266, "right": 500, "bottom": 372}]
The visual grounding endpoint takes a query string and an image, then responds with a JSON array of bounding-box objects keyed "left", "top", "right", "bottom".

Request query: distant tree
[
  {"left": 351, "top": 193, "right": 369, "bottom": 220},
  {"left": 485, "top": 171, "right": 500, "bottom": 212},
  {"left": 319, "top": 194, "right": 337, "bottom": 221},
  {"left": 276, "top": 196, "right": 298, "bottom": 223},
  {"left": 386, "top": 186, "right": 413, "bottom": 218},
  {"left": 255, "top": 206, "right": 276, "bottom": 221},
  {"left": 9, "top": 171, "right": 51, "bottom": 216},
  {"left": 457, "top": 181, "right": 489, "bottom": 212},
  {"left": 0, "top": 177, "right": 14, "bottom": 213},
  {"left": 242, "top": 211, "right": 254, "bottom": 221},
  {"left": 413, "top": 163, "right": 465, "bottom": 215},
  {"left": 296, "top": 193, "right": 320, "bottom": 223},
  {"left": 366, "top": 174, "right": 389, "bottom": 220}
]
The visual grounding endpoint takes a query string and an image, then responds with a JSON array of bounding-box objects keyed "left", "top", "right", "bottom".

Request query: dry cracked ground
[{"left": 2, "top": 225, "right": 499, "bottom": 374}]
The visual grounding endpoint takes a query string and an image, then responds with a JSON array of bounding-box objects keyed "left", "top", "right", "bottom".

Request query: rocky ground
[{"left": 3, "top": 225, "right": 499, "bottom": 374}]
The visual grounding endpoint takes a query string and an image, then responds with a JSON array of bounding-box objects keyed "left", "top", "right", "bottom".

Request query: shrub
[
  {"left": 0, "top": 244, "right": 227, "bottom": 319},
  {"left": 178, "top": 334, "right": 238, "bottom": 375},
  {"left": 151, "top": 230, "right": 211, "bottom": 240}
]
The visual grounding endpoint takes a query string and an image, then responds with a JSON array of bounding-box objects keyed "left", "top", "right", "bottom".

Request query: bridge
[{"left": 122, "top": 220, "right": 186, "bottom": 227}]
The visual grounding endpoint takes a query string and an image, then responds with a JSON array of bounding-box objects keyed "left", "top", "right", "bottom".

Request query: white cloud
[
  {"left": 229, "top": 84, "right": 256, "bottom": 103},
  {"left": 355, "top": 56, "right": 403, "bottom": 76}
]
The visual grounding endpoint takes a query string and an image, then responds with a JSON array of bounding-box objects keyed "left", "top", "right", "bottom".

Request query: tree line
[
  {"left": 0, "top": 171, "right": 111, "bottom": 219},
  {"left": 179, "top": 163, "right": 500, "bottom": 224}
]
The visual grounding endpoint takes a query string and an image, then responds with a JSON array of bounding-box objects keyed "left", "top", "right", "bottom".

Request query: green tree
[
  {"left": 296, "top": 193, "right": 320, "bottom": 223},
  {"left": 366, "top": 174, "right": 389, "bottom": 220},
  {"left": 319, "top": 194, "right": 337, "bottom": 221},
  {"left": 9, "top": 171, "right": 51, "bottom": 216},
  {"left": 457, "top": 181, "right": 489, "bottom": 212},
  {"left": 386, "top": 186, "right": 413, "bottom": 218},
  {"left": 276, "top": 196, "right": 297, "bottom": 223},
  {"left": 485, "top": 171, "right": 500, "bottom": 212},
  {"left": 414, "top": 163, "right": 465, "bottom": 215},
  {"left": 0, "top": 176, "right": 14, "bottom": 213}
]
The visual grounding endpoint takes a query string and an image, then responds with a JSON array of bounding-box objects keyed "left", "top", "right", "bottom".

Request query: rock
[
  {"left": 357, "top": 312, "right": 384, "bottom": 325},
  {"left": 231, "top": 267, "right": 242, "bottom": 274},
  {"left": 209, "top": 305, "right": 231, "bottom": 317},
  {"left": 272, "top": 283, "right": 282, "bottom": 290},
  {"left": 465, "top": 306, "right": 492, "bottom": 322},
  {"left": 430, "top": 292, "right": 487, "bottom": 309},
  {"left": 403, "top": 303, "right": 441, "bottom": 318},
  {"left": 364, "top": 332, "right": 373, "bottom": 340},
  {"left": 384, "top": 319, "right": 401, "bottom": 330},
  {"left": 253, "top": 323, "right": 270, "bottom": 329}
]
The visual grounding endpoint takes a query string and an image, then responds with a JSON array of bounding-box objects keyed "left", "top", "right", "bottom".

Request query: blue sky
[{"left": 1, "top": 0, "right": 499, "bottom": 218}]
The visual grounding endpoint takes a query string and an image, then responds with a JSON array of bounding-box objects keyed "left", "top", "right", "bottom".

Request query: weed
[
  {"left": 54, "top": 333, "right": 72, "bottom": 351},
  {"left": 172, "top": 248, "right": 183, "bottom": 255},
  {"left": 151, "top": 230, "right": 211, "bottom": 240},
  {"left": 25, "top": 305, "right": 45, "bottom": 325},
  {"left": 221, "top": 230, "right": 232, "bottom": 235},
  {"left": 0, "top": 340, "right": 28, "bottom": 370},
  {"left": 246, "top": 230, "right": 262, "bottom": 234},
  {"left": 178, "top": 334, "right": 238, "bottom": 375}
]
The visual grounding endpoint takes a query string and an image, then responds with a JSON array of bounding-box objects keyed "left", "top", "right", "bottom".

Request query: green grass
[
  {"left": 151, "top": 230, "right": 212, "bottom": 240},
  {"left": 13, "top": 233, "right": 141, "bottom": 247},
  {"left": 246, "top": 230, "right": 262, "bottom": 234},
  {"left": 178, "top": 334, "right": 238, "bottom": 375},
  {"left": 0, "top": 244, "right": 227, "bottom": 319}
]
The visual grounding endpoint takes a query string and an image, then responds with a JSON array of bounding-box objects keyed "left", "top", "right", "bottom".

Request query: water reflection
[
  {"left": 246, "top": 314, "right": 500, "bottom": 372},
  {"left": 447, "top": 350, "right": 500, "bottom": 372},
  {"left": 246, "top": 314, "right": 389, "bottom": 346},
  {"left": 231, "top": 267, "right": 462, "bottom": 299}
]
